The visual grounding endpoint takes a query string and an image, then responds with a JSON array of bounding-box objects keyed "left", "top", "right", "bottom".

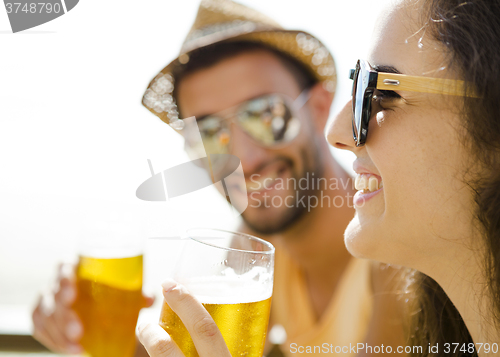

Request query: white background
[{"left": 0, "top": 0, "right": 390, "bottom": 334}]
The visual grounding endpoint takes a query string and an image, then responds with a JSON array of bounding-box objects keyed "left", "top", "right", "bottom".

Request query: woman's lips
[
  {"left": 354, "top": 187, "right": 383, "bottom": 206},
  {"left": 353, "top": 173, "right": 383, "bottom": 207}
]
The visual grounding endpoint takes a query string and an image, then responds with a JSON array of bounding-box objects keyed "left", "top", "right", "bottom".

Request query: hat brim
[{"left": 142, "top": 29, "right": 336, "bottom": 125}]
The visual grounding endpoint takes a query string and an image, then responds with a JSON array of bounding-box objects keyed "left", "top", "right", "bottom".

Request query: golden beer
[
  {"left": 73, "top": 255, "right": 144, "bottom": 357},
  {"left": 161, "top": 228, "right": 275, "bottom": 356},
  {"left": 159, "top": 296, "right": 272, "bottom": 357}
]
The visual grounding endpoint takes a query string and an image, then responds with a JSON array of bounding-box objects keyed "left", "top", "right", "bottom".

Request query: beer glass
[
  {"left": 159, "top": 228, "right": 275, "bottom": 357},
  {"left": 72, "top": 229, "right": 145, "bottom": 357}
]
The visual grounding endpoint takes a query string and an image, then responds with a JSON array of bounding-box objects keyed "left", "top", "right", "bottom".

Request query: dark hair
[
  {"left": 407, "top": 272, "right": 477, "bottom": 357},
  {"left": 171, "top": 41, "right": 317, "bottom": 117},
  {"left": 408, "top": 1, "right": 500, "bottom": 355}
]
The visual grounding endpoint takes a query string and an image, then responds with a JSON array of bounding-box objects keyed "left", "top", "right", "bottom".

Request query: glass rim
[{"left": 185, "top": 228, "right": 275, "bottom": 255}]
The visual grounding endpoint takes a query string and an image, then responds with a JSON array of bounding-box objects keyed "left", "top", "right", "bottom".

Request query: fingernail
[
  {"left": 66, "top": 321, "right": 82, "bottom": 340},
  {"left": 161, "top": 279, "right": 177, "bottom": 294}
]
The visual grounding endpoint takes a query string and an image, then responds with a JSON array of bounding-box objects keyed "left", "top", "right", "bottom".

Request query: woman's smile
[{"left": 353, "top": 170, "right": 383, "bottom": 207}]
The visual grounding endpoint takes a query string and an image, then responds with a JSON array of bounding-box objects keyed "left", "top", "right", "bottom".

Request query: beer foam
[{"left": 180, "top": 267, "right": 273, "bottom": 304}]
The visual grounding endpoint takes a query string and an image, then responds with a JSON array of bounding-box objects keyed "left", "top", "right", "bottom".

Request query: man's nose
[
  {"left": 326, "top": 99, "right": 359, "bottom": 153},
  {"left": 230, "top": 123, "right": 269, "bottom": 174}
]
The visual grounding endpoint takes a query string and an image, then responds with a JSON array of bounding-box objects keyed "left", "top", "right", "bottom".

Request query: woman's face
[{"left": 326, "top": 2, "right": 475, "bottom": 272}]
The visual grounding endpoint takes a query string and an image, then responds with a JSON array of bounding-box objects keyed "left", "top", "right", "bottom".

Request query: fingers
[
  {"left": 55, "top": 263, "right": 76, "bottom": 295},
  {"left": 161, "top": 280, "right": 231, "bottom": 357},
  {"left": 142, "top": 293, "right": 156, "bottom": 309},
  {"left": 53, "top": 306, "right": 83, "bottom": 341},
  {"left": 32, "top": 263, "right": 83, "bottom": 355},
  {"left": 138, "top": 323, "right": 184, "bottom": 357},
  {"left": 32, "top": 294, "right": 83, "bottom": 354},
  {"left": 54, "top": 277, "right": 76, "bottom": 306},
  {"left": 32, "top": 296, "right": 61, "bottom": 352}
]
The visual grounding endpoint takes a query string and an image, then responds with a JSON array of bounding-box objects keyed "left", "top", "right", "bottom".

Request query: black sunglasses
[{"left": 349, "top": 59, "right": 476, "bottom": 147}]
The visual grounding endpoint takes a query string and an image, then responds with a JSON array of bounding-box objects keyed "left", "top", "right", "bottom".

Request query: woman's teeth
[{"left": 355, "top": 174, "right": 383, "bottom": 193}]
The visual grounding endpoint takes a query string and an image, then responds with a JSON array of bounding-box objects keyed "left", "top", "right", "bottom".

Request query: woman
[
  {"left": 139, "top": 0, "right": 500, "bottom": 356},
  {"left": 326, "top": 0, "right": 500, "bottom": 354}
]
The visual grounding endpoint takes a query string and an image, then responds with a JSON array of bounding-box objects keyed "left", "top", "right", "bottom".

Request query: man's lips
[
  {"left": 246, "top": 171, "right": 280, "bottom": 194},
  {"left": 245, "top": 162, "right": 290, "bottom": 195}
]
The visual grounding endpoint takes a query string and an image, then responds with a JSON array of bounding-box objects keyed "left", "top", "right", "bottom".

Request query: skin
[
  {"left": 176, "top": 50, "right": 355, "bottom": 320},
  {"left": 32, "top": 264, "right": 84, "bottom": 354},
  {"left": 326, "top": 1, "right": 498, "bottom": 355},
  {"left": 178, "top": 50, "right": 332, "bottom": 235},
  {"left": 33, "top": 50, "right": 406, "bottom": 356},
  {"left": 139, "top": 50, "right": 406, "bottom": 356},
  {"left": 31, "top": 264, "right": 154, "bottom": 354},
  {"left": 139, "top": 272, "right": 406, "bottom": 357},
  {"left": 139, "top": 280, "right": 232, "bottom": 357}
]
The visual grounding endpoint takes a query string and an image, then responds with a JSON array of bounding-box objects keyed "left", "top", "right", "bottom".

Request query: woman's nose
[{"left": 326, "top": 99, "right": 358, "bottom": 153}]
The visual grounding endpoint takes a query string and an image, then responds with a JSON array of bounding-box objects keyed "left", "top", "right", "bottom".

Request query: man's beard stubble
[{"left": 242, "top": 147, "right": 325, "bottom": 235}]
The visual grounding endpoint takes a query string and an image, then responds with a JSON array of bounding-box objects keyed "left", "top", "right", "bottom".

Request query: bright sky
[{"left": 0, "top": 0, "right": 391, "bottom": 333}]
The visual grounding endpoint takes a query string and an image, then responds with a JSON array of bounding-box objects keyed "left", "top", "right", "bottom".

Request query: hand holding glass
[{"left": 159, "top": 228, "right": 275, "bottom": 357}]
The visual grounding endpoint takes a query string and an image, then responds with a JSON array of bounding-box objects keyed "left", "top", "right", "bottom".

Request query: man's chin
[{"left": 241, "top": 204, "right": 305, "bottom": 235}]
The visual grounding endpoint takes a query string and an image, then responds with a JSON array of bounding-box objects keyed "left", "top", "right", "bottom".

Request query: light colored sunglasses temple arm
[
  {"left": 376, "top": 72, "right": 478, "bottom": 98},
  {"left": 293, "top": 88, "right": 313, "bottom": 110}
]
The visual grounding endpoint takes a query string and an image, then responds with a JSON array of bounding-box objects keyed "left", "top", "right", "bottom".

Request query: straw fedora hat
[{"left": 142, "top": 0, "right": 337, "bottom": 129}]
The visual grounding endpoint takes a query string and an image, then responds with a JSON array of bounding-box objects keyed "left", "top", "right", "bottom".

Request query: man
[{"left": 33, "top": 0, "right": 405, "bottom": 356}]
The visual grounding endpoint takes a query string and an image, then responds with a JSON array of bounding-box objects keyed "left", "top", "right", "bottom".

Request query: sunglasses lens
[
  {"left": 351, "top": 61, "right": 370, "bottom": 146},
  {"left": 236, "top": 94, "right": 300, "bottom": 146},
  {"left": 354, "top": 69, "right": 365, "bottom": 143},
  {"left": 351, "top": 68, "right": 358, "bottom": 142},
  {"left": 182, "top": 116, "right": 231, "bottom": 172},
  {"left": 184, "top": 94, "right": 301, "bottom": 172},
  {"left": 198, "top": 117, "right": 231, "bottom": 155},
  {"left": 351, "top": 62, "right": 364, "bottom": 145}
]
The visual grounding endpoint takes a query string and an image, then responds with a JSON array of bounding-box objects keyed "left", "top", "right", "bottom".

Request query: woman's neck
[{"left": 428, "top": 243, "right": 500, "bottom": 357}]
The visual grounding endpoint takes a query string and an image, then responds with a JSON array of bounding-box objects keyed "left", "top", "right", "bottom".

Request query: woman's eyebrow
[{"left": 372, "top": 65, "right": 402, "bottom": 74}]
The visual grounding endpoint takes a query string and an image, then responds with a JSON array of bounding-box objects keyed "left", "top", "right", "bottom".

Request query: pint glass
[
  {"left": 72, "top": 230, "right": 144, "bottom": 357},
  {"left": 159, "top": 228, "right": 275, "bottom": 357}
]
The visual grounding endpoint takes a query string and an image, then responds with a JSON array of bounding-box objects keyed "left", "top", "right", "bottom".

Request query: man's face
[{"left": 177, "top": 50, "right": 325, "bottom": 234}]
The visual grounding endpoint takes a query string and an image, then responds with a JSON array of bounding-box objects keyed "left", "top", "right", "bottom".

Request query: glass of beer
[
  {"left": 159, "top": 228, "right": 275, "bottom": 357},
  {"left": 72, "top": 228, "right": 145, "bottom": 357}
]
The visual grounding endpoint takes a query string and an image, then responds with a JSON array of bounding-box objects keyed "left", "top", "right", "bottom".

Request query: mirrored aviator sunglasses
[
  {"left": 349, "top": 59, "right": 478, "bottom": 147},
  {"left": 183, "top": 90, "right": 310, "bottom": 169}
]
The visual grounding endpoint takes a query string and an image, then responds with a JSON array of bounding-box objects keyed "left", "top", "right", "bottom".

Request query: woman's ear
[{"left": 306, "top": 82, "right": 335, "bottom": 132}]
